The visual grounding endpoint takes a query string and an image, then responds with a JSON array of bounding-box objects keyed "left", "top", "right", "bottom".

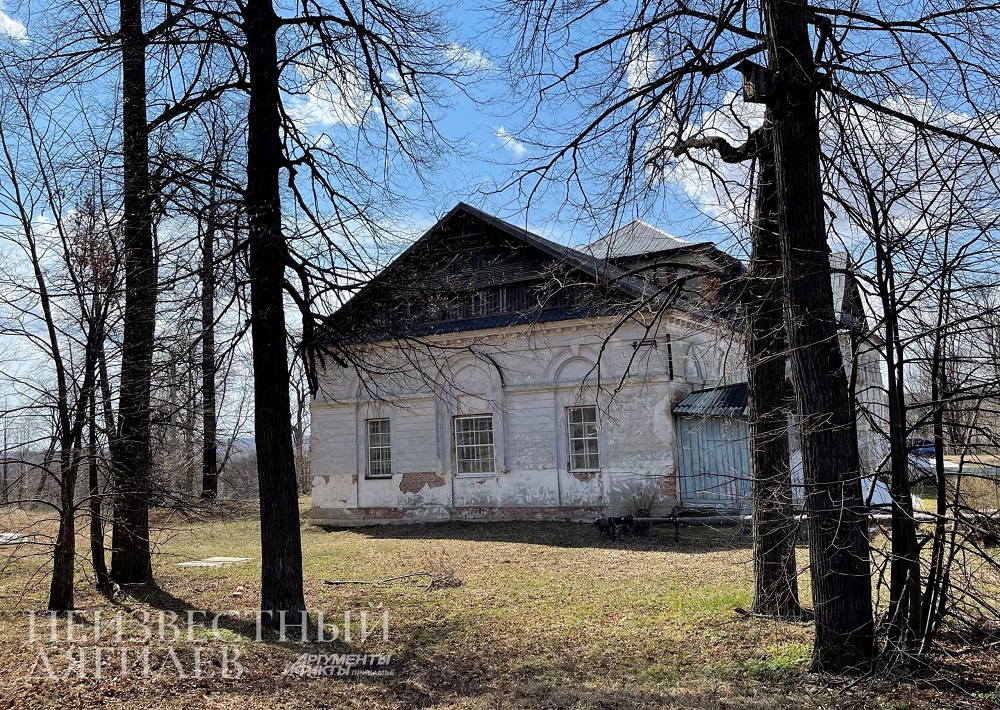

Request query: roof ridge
[{"left": 616, "top": 218, "right": 688, "bottom": 241}]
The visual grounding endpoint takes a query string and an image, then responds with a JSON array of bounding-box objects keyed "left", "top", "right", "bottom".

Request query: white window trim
[
  {"left": 567, "top": 406, "right": 601, "bottom": 472},
  {"left": 366, "top": 418, "right": 392, "bottom": 478},
  {"left": 453, "top": 414, "right": 496, "bottom": 477}
]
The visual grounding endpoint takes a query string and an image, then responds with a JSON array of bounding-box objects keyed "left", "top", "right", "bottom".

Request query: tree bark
[
  {"left": 763, "top": 0, "right": 875, "bottom": 671},
  {"left": 48, "top": 450, "right": 81, "bottom": 611},
  {"left": 110, "top": 0, "right": 155, "bottom": 585},
  {"left": 201, "top": 200, "right": 219, "bottom": 499},
  {"left": 747, "top": 122, "right": 803, "bottom": 620},
  {"left": 89, "top": 387, "right": 110, "bottom": 589},
  {"left": 243, "top": 0, "right": 307, "bottom": 623},
  {"left": 869, "top": 202, "right": 923, "bottom": 653}
]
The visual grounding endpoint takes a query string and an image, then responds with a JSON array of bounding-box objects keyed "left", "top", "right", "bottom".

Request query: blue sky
[
  {"left": 0, "top": 0, "right": 742, "bottom": 259},
  {"left": 271, "top": 0, "right": 742, "bottom": 254},
  {"left": 400, "top": 4, "right": 731, "bottom": 251}
]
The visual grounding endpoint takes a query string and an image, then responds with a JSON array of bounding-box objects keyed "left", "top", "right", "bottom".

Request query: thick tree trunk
[
  {"left": 201, "top": 200, "right": 219, "bottom": 499},
  {"left": 763, "top": 0, "right": 875, "bottom": 671},
  {"left": 110, "top": 0, "right": 155, "bottom": 585},
  {"left": 747, "top": 124, "right": 803, "bottom": 620},
  {"left": 243, "top": 0, "right": 307, "bottom": 623}
]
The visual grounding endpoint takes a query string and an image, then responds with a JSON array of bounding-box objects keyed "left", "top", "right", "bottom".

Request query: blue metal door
[{"left": 676, "top": 416, "right": 751, "bottom": 510}]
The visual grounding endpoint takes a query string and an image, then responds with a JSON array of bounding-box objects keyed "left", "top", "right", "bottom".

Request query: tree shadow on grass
[
  {"left": 190, "top": 609, "right": 821, "bottom": 710},
  {"left": 130, "top": 583, "right": 359, "bottom": 654},
  {"left": 326, "top": 519, "right": 757, "bottom": 554}
]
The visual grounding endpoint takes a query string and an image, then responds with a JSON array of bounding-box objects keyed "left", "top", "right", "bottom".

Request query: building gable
[
  {"left": 324, "top": 205, "right": 630, "bottom": 343},
  {"left": 323, "top": 203, "right": 742, "bottom": 345}
]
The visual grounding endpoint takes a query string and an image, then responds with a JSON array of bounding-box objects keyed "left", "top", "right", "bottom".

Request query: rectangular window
[
  {"left": 568, "top": 407, "right": 600, "bottom": 471},
  {"left": 454, "top": 415, "right": 495, "bottom": 475},
  {"left": 367, "top": 419, "right": 392, "bottom": 477}
]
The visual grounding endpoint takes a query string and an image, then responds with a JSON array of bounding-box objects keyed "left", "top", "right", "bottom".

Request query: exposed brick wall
[{"left": 398, "top": 472, "right": 447, "bottom": 494}]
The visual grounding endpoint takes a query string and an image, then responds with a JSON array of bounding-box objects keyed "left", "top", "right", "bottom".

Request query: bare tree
[
  {"left": 823, "top": 103, "right": 1000, "bottom": 658},
  {"left": 743, "top": 120, "right": 802, "bottom": 620},
  {"left": 0, "top": 81, "right": 121, "bottom": 608},
  {"left": 495, "top": 0, "right": 1000, "bottom": 671},
  {"left": 232, "top": 0, "right": 469, "bottom": 623}
]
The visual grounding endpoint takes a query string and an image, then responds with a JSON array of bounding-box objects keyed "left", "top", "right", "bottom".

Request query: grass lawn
[
  {"left": 0, "top": 502, "right": 996, "bottom": 709},
  {"left": 913, "top": 471, "right": 1000, "bottom": 512}
]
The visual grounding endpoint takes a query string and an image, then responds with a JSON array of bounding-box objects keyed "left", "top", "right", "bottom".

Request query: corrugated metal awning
[{"left": 673, "top": 383, "right": 748, "bottom": 417}]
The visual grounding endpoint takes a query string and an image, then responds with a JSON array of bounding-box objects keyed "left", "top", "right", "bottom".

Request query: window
[
  {"left": 568, "top": 407, "right": 600, "bottom": 471},
  {"left": 454, "top": 415, "right": 495, "bottom": 475},
  {"left": 367, "top": 419, "right": 391, "bottom": 477}
]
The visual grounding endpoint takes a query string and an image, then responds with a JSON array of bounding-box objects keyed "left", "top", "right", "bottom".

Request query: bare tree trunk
[
  {"left": 202, "top": 195, "right": 218, "bottom": 499},
  {"left": 88, "top": 387, "right": 110, "bottom": 589},
  {"left": 292, "top": 375, "right": 309, "bottom": 494},
  {"left": 243, "top": 0, "right": 307, "bottom": 623},
  {"left": 763, "top": 0, "right": 875, "bottom": 671},
  {"left": 110, "top": 0, "right": 155, "bottom": 585},
  {"left": 871, "top": 209, "right": 923, "bottom": 653},
  {"left": 919, "top": 253, "right": 957, "bottom": 647},
  {"left": 2, "top": 424, "right": 8, "bottom": 505},
  {"left": 48, "top": 452, "right": 79, "bottom": 611},
  {"left": 747, "top": 123, "right": 803, "bottom": 620}
]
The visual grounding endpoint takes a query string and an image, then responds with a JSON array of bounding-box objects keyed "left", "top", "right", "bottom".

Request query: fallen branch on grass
[
  {"left": 324, "top": 571, "right": 462, "bottom": 590},
  {"left": 325, "top": 573, "right": 435, "bottom": 586},
  {"left": 734, "top": 606, "right": 815, "bottom": 622}
]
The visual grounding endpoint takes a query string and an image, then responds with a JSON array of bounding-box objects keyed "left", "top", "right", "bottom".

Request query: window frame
[
  {"left": 453, "top": 414, "right": 496, "bottom": 476},
  {"left": 567, "top": 406, "right": 601, "bottom": 472},
  {"left": 365, "top": 418, "right": 393, "bottom": 478}
]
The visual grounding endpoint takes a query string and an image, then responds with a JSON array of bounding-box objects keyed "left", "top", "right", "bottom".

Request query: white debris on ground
[
  {"left": 174, "top": 557, "right": 250, "bottom": 568},
  {"left": 0, "top": 532, "right": 27, "bottom": 545}
]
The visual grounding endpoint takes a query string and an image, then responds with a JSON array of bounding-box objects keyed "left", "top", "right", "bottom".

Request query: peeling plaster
[{"left": 398, "top": 472, "right": 447, "bottom": 494}]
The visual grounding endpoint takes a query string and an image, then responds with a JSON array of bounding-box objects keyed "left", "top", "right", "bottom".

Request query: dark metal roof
[
  {"left": 372, "top": 305, "right": 623, "bottom": 339},
  {"left": 673, "top": 383, "right": 749, "bottom": 417},
  {"left": 320, "top": 202, "right": 743, "bottom": 346},
  {"left": 455, "top": 203, "right": 655, "bottom": 299}
]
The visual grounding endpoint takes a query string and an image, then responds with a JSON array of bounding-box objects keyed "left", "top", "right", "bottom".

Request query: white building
[{"left": 308, "top": 203, "right": 883, "bottom": 525}]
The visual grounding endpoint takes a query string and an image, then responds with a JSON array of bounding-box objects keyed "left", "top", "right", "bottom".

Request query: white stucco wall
[{"left": 309, "top": 313, "right": 742, "bottom": 525}]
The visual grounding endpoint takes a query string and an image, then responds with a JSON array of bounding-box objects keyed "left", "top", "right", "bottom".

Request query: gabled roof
[
  {"left": 449, "top": 203, "right": 654, "bottom": 299},
  {"left": 673, "top": 383, "right": 749, "bottom": 417},
  {"left": 329, "top": 202, "right": 658, "bottom": 317},
  {"left": 321, "top": 202, "right": 741, "bottom": 344},
  {"left": 583, "top": 220, "right": 690, "bottom": 259}
]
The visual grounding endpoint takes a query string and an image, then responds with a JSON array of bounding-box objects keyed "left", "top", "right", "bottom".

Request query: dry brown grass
[{"left": 0, "top": 503, "right": 996, "bottom": 709}]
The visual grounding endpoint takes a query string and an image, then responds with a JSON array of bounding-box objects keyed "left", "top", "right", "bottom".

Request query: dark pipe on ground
[{"left": 595, "top": 509, "right": 995, "bottom": 542}]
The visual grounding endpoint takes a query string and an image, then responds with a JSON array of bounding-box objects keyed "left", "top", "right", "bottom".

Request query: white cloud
[
  {"left": 287, "top": 58, "right": 419, "bottom": 135},
  {"left": 288, "top": 60, "right": 369, "bottom": 129},
  {"left": 626, "top": 34, "right": 656, "bottom": 91},
  {"left": 659, "top": 89, "right": 1000, "bottom": 255},
  {"left": 0, "top": 1, "right": 26, "bottom": 42},
  {"left": 656, "top": 92, "right": 763, "bottom": 224},
  {"left": 444, "top": 43, "right": 492, "bottom": 73},
  {"left": 495, "top": 126, "right": 528, "bottom": 158}
]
